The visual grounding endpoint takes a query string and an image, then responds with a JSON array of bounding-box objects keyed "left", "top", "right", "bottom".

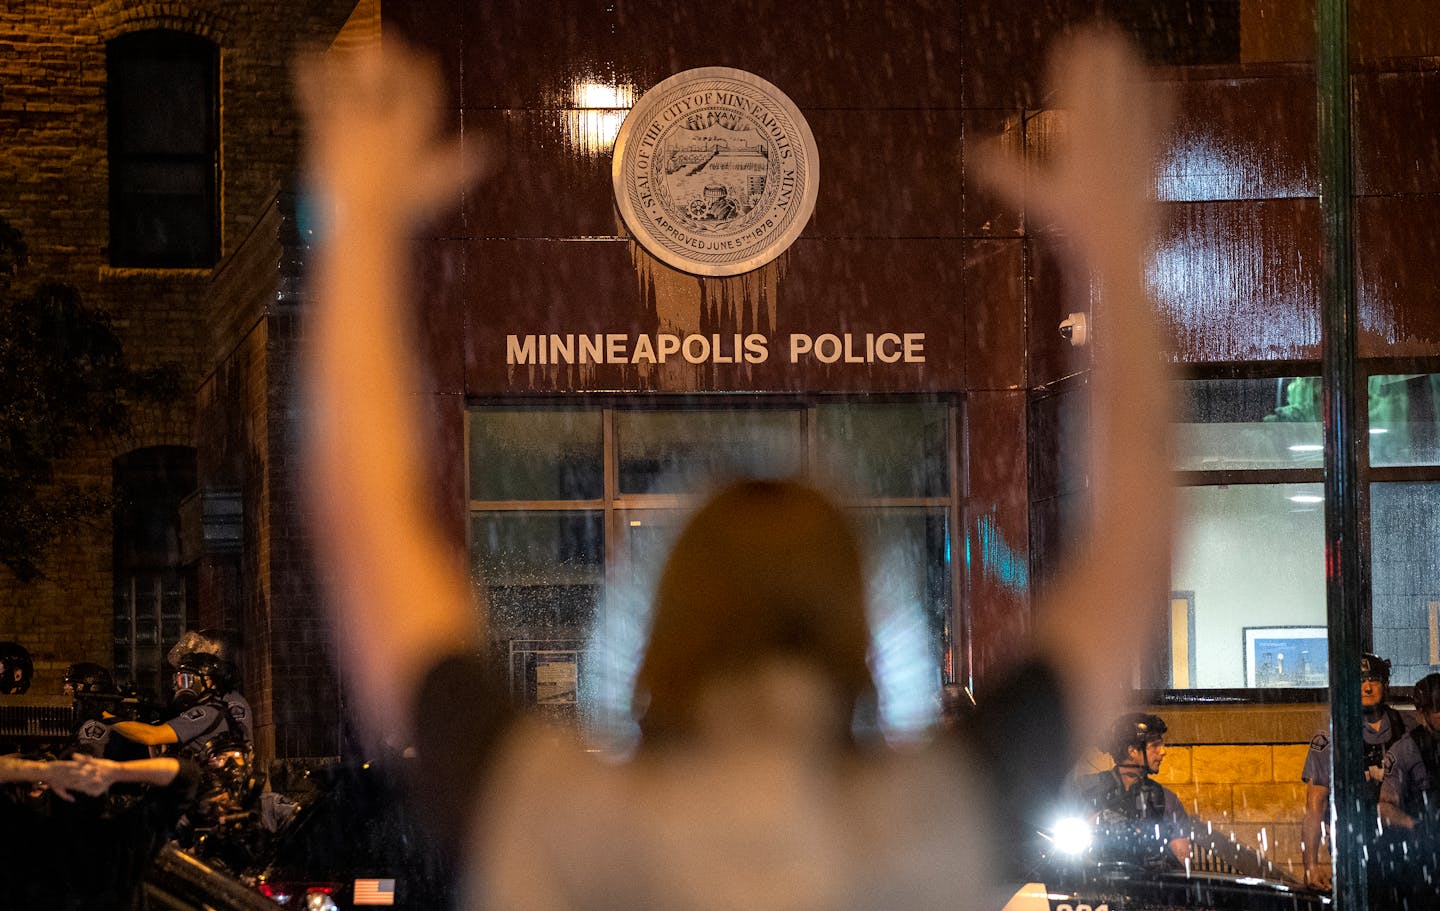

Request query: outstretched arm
[
  {"left": 296, "top": 43, "right": 487, "bottom": 747},
  {"left": 977, "top": 30, "right": 1176, "bottom": 753},
  {"left": 111, "top": 720, "right": 180, "bottom": 746}
]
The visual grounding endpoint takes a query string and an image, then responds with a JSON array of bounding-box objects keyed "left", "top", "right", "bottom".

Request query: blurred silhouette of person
[{"left": 297, "top": 26, "right": 1174, "bottom": 910}]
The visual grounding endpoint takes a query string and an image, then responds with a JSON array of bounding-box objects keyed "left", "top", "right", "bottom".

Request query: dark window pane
[
  {"left": 815, "top": 402, "right": 948, "bottom": 498},
  {"left": 107, "top": 30, "right": 217, "bottom": 267},
  {"left": 470, "top": 512, "right": 604, "bottom": 637},
  {"left": 616, "top": 408, "right": 803, "bottom": 493},
  {"left": 1174, "top": 377, "right": 1323, "bottom": 470},
  {"left": 1370, "top": 482, "right": 1440, "bottom": 687},
  {"left": 469, "top": 408, "right": 603, "bottom": 500},
  {"left": 112, "top": 58, "right": 211, "bottom": 152}
]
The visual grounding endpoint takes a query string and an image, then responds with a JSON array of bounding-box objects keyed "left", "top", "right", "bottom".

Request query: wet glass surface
[
  {"left": 468, "top": 408, "right": 604, "bottom": 501},
  {"left": 1369, "top": 373, "right": 1440, "bottom": 467},
  {"left": 1174, "top": 378, "right": 1324, "bottom": 471},
  {"left": 814, "top": 402, "right": 949, "bottom": 498},
  {"left": 615, "top": 407, "right": 804, "bottom": 493}
]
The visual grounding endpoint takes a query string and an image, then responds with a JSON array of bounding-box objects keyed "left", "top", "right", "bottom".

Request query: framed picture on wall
[{"left": 1243, "top": 626, "right": 1328, "bottom": 687}]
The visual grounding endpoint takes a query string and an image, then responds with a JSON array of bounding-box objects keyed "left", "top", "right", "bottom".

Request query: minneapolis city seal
[{"left": 612, "top": 67, "right": 819, "bottom": 277}]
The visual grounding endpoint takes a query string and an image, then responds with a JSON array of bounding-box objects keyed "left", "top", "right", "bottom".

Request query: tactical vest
[
  {"left": 1083, "top": 771, "right": 1174, "bottom": 869},
  {"left": 1364, "top": 707, "right": 1407, "bottom": 804}
]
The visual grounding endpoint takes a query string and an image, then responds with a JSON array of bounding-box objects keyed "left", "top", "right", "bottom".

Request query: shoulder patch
[
  {"left": 1309, "top": 733, "right": 1330, "bottom": 752},
  {"left": 80, "top": 720, "right": 107, "bottom": 740},
  {"left": 1383, "top": 751, "right": 1396, "bottom": 775},
  {"left": 184, "top": 706, "right": 209, "bottom": 721}
]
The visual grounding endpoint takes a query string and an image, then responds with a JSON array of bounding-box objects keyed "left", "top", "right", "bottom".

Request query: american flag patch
[{"left": 353, "top": 878, "right": 396, "bottom": 906}]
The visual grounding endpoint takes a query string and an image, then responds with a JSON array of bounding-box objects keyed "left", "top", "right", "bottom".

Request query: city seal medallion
[{"left": 612, "top": 67, "right": 819, "bottom": 277}]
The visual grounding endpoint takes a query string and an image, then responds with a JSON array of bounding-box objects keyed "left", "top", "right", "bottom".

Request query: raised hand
[{"left": 295, "top": 40, "right": 487, "bottom": 228}]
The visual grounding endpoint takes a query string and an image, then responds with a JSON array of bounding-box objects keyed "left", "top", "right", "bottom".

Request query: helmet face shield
[{"left": 1360, "top": 653, "right": 1391, "bottom": 685}]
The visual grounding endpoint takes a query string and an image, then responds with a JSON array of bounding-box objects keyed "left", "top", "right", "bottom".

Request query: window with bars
[{"left": 112, "top": 447, "right": 196, "bottom": 701}]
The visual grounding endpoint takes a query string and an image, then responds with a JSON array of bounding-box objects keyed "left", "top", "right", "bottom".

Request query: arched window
[{"left": 106, "top": 30, "right": 218, "bottom": 267}]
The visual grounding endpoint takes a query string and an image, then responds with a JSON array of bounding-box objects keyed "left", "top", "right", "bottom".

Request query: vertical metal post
[{"left": 1316, "top": 0, "right": 1368, "bottom": 907}]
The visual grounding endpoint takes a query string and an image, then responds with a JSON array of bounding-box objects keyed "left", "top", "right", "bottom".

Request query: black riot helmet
[
  {"left": 1413, "top": 673, "right": 1440, "bottom": 715},
  {"left": 1107, "top": 712, "right": 1168, "bottom": 763},
  {"left": 1360, "top": 653, "right": 1392, "bottom": 686},
  {"left": 168, "top": 630, "right": 240, "bottom": 705},
  {"left": 64, "top": 662, "right": 117, "bottom": 698},
  {"left": 0, "top": 641, "right": 33, "bottom": 695}
]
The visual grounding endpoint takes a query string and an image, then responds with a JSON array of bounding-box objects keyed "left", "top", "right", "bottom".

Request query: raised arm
[
  {"left": 977, "top": 30, "right": 1176, "bottom": 752},
  {"left": 296, "top": 43, "right": 487, "bottom": 746}
]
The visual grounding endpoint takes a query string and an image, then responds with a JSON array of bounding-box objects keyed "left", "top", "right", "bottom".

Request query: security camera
[{"left": 1059, "top": 312, "right": 1089, "bottom": 347}]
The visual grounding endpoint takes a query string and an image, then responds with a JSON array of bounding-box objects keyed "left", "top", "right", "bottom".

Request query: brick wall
[
  {"left": 1075, "top": 704, "right": 1329, "bottom": 881},
  {"left": 0, "top": 0, "right": 353, "bottom": 698}
]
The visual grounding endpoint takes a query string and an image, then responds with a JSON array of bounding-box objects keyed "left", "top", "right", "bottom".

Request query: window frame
[
  {"left": 1152, "top": 357, "right": 1440, "bottom": 704},
  {"left": 106, "top": 29, "right": 220, "bottom": 269},
  {"left": 465, "top": 394, "right": 965, "bottom": 709}
]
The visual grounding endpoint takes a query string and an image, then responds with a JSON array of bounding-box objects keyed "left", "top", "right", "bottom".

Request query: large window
[
  {"left": 1165, "top": 376, "right": 1326, "bottom": 690},
  {"left": 106, "top": 30, "right": 218, "bottom": 267},
  {"left": 1369, "top": 372, "right": 1440, "bottom": 690},
  {"left": 467, "top": 399, "right": 957, "bottom": 739},
  {"left": 1163, "top": 370, "right": 1440, "bottom": 693}
]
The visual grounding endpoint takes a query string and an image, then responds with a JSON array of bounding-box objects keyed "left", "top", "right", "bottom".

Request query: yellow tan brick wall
[{"left": 1076, "top": 705, "right": 1330, "bottom": 881}]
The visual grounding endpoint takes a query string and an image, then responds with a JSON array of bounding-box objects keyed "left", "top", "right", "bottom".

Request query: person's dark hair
[
  {"left": 1360, "top": 652, "right": 1391, "bottom": 686},
  {"left": 634, "top": 479, "right": 872, "bottom": 744},
  {"left": 1413, "top": 673, "right": 1440, "bottom": 714},
  {"left": 1107, "top": 712, "right": 1167, "bottom": 762}
]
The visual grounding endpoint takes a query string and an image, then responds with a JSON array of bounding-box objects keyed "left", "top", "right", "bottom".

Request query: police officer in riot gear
[
  {"left": 1299, "top": 652, "right": 1410, "bottom": 890},
  {"left": 1378, "top": 673, "right": 1440, "bottom": 830},
  {"left": 1372, "top": 672, "right": 1440, "bottom": 905},
  {"left": 111, "top": 630, "right": 253, "bottom": 760},
  {"left": 64, "top": 662, "right": 122, "bottom": 758},
  {"left": 1071, "top": 713, "right": 1192, "bottom": 870},
  {"left": 109, "top": 630, "right": 259, "bottom": 866}
]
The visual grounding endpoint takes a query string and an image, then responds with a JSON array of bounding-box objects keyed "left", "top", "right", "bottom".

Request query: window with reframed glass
[
  {"left": 1166, "top": 373, "right": 1327, "bottom": 690},
  {"left": 1367, "top": 369, "right": 1440, "bottom": 690},
  {"left": 466, "top": 398, "right": 958, "bottom": 738},
  {"left": 106, "top": 30, "right": 219, "bottom": 268},
  {"left": 1158, "top": 364, "right": 1440, "bottom": 695}
]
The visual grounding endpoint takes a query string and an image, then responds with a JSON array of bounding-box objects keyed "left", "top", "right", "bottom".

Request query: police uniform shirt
[
  {"left": 167, "top": 691, "right": 253, "bottom": 751},
  {"left": 1379, "top": 730, "right": 1437, "bottom": 819},
  {"left": 1301, "top": 708, "right": 1408, "bottom": 788},
  {"left": 73, "top": 717, "right": 112, "bottom": 757},
  {"left": 1074, "top": 768, "right": 1191, "bottom": 845}
]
